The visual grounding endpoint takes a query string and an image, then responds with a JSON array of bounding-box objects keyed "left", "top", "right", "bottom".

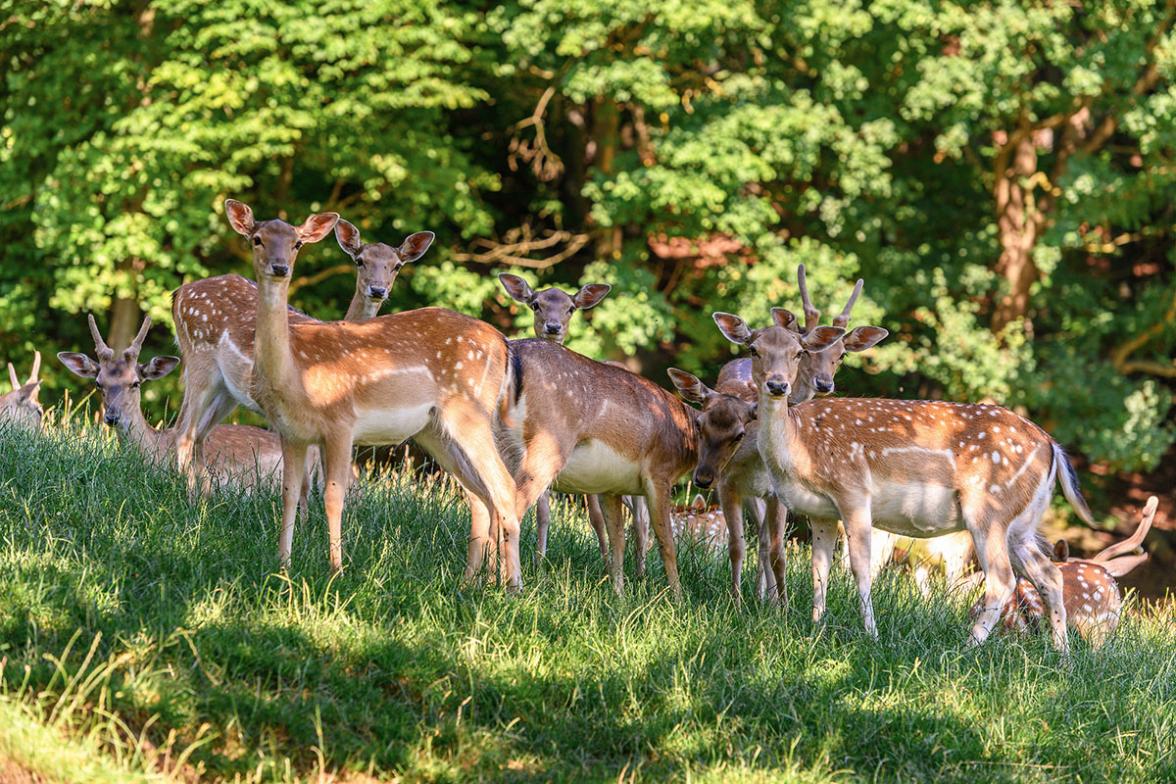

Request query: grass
[{"left": 0, "top": 419, "right": 1174, "bottom": 783}]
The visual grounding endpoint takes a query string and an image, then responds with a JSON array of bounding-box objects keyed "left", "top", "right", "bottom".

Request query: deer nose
[
  {"left": 269, "top": 264, "right": 290, "bottom": 277},
  {"left": 814, "top": 378, "right": 834, "bottom": 394},
  {"left": 104, "top": 412, "right": 119, "bottom": 426},
  {"left": 765, "top": 379, "right": 790, "bottom": 398},
  {"left": 693, "top": 470, "right": 714, "bottom": 489},
  {"left": 368, "top": 286, "right": 387, "bottom": 299},
  {"left": 544, "top": 323, "right": 561, "bottom": 335}
]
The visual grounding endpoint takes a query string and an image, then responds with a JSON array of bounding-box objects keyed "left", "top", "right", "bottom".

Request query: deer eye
[
  {"left": 131, "top": 381, "right": 141, "bottom": 389},
  {"left": 94, "top": 382, "right": 103, "bottom": 390},
  {"left": 252, "top": 236, "right": 262, "bottom": 246},
  {"left": 531, "top": 303, "right": 540, "bottom": 312},
  {"left": 568, "top": 306, "right": 576, "bottom": 315},
  {"left": 733, "top": 431, "right": 745, "bottom": 442},
  {"left": 356, "top": 259, "right": 364, "bottom": 267},
  {"left": 748, "top": 346, "right": 759, "bottom": 357},
  {"left": 294, "top": 240, "right": 304, "bottom": 250}
]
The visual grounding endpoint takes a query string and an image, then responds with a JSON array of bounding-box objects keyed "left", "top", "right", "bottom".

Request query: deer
[
  {"left": 667, "top": 266, "right": 888, "bottom": 604},
  {"left": 670, "top": 494, "right": 728, "bottom": 551},
  {"left": 979, "top": 495, "right": 1159, "bottom": 647},
  {"left": 171, "top": 220, "right": 435, "bottom": 482},
  {"left": 489, "top": 337, "right": 698, "bottom": 598},
  {"left": 213, "top": 199, "right": 521, "bottom": 582},
  {"left": 710, "top": 309, "right": 1104, "bottom": 653},
  {"left": 57, "top": 314, "right": 318, "bottom": 493},
  {"left": 1, "top": 351, "right": 43, "bottom": 431}
]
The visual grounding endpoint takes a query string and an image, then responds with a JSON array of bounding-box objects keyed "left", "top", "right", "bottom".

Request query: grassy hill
[{"left": 0, "top": 421, "right": 1173, "bottom": 783}]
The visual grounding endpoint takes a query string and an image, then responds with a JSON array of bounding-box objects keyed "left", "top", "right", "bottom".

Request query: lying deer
[
  {"left": 670, "top": 495, "right": 728, "bottom": 551},
  {"left": 171, "top": 218, "right": 434, "bottom": 479},
  {"left": 58, "top": 314, "right": 317, "bottom": 493},
  {"left": 981, "top": 495, "right": 1159, "bottom": 647},
  {"left": 214, "top": 200, "right": 520, "bottom": 582},
  {"left": 711, "top": 309, "right": 1108, "bottom": 652},
  {"left": 668, "top": 267, "right": 887, "bottom": 604},
  {"left": 2, "top": 351, "right": 42, "bottom": 431}
]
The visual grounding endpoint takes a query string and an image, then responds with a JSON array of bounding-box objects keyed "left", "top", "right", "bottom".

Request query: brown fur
[{"left": 2, "top": 352, "right": 42, "bottom": 431}]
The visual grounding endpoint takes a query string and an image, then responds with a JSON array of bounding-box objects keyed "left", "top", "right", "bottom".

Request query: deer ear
[
  {"left": 140, "top": 355, "right": 180, "bottom": 381},
  {"left": 691, "top": 494, "right": 706, "bottom": 512},
  {"left": 713, "top": 312, "right": 752, "bottom": 346},
  {"left": 335, "top": 219, "right": 363, "bottom": 258},
  {"left": 573, "top": 283, "right": 611, "bottom": 310},
  {"left": 397, "top": 231, "right": 435, "bottom": 263},
  {"left": 771, "top": 308, "right": 800, "bottom": 332},
  {"left": 802, "top": 326, "right": 845, "bottom": 352},
  {"left": 1053, "top": 540, "right": 1070, "bottom": 562},
  {"left": 224, "top": 199, "right": 255, "bottom": 237},
  {"left": 667, "top": 368, "right": 710, "bottom": 405},
  {"left": 57, "top": 352, "right": 99, "bottom": 379},
  {"left": 842, "top": 325, "right": 889, "bottom": 352},
  {"left": 746, "top": 402, "right": 759, "bottom": 421},
  {"left": 498, "top": 274, "right": 535, "bottom": 304},
  {"left": 297, "top": 212, "right": 340, "bottom": 244}
]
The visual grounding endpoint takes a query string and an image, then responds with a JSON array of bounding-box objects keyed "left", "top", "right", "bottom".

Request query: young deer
[
  {"left": 982, "top": 495, "right": 1158, "bottom": 647},
  {"left": 668, "top": 268, "right": 887, "bottom": 604},
  {"left": 670, "top": 495, "right": 728, "bottom": 551},
  {"left": 493, "top": 338, "right": 697, "bottom": 597},
  {"left": 712, "top": 310, "right": 1095, "bottom": 652},
  {"left": 497, "top": 273, "right": 619, "bottom": 560},
  {"left": 2, "top": 352, "right": 42, "bottom": 431},
  {"left": 217, "top": 200, "right": 521, "bottom": 581},
  {"left": 171, "top": 222, "right": 435, "bottom": 478},
  {"left": 58, "top": 315, "right": 316, "bottom": 491}
]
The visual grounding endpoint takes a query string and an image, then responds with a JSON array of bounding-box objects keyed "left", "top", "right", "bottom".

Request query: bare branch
[{"left": 453, "top": 227, "right": 590, "bottom": 270}]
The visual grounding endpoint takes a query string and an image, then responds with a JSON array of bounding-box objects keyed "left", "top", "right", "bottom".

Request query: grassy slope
[{"left": 0, "top": 422, "right": 1173, "bottom": 783}]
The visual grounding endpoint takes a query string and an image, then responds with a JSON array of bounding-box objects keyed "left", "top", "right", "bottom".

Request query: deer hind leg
[
  {"left": 625, "top": 496, "right": 650, "bottom": 579},
  {"left": 718, "top": 482, "right": 747, "bottom": 603},
  {"left": 321, "top": 432, "right": 355, "bottom": 573},
  {"left": 965, "top": 522, "right": 1018, "bottom": 648},
  {"left": 597, "top": 494, "right": 626, "bottom": 593},
  {"left": 585, "top": 495, "right": 609, "bottom": 561},
  {"left": 843, "top": 507, "right": 878, "bottom": 639},
  {"left": 277, "top": 439, "right": 310, "bottom": 569},
  {"left": 764, "top": 497, "right": 789, "bottom": 608},
  {"left": 643, "top": 482, "right": 682, "bottom": 600},
  {"left": 173, "top": 350, "right": 218, "bottom": 474},
  {"left": 462, "top": 489, "right": 493, "bottom": 584},
  {"left": 535, "top": 491, "right": 552, "bottom": 562},
  {"left": 810, "top": 520, "right": 839, "bottom": 624}
]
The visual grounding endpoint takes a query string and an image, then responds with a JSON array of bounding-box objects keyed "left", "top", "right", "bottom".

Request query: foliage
[{"left": 1, "top": 0, "right": 1174, "bottom": 477}]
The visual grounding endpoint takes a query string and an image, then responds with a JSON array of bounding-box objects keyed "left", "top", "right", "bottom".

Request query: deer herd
[{"left": 0, "top": 199, "right": 1160, "bottom": 655}]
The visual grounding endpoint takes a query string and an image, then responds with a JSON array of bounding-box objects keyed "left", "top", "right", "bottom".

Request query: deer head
[
  {"left": 499, "top": 274, "right": 611, "bottom": 344},
  {"left": 2, "top": 351, "right": 42, "bottom": 430},
  {"left": 224, "top": 199, "right": 339, "bottom": 285},
  {"left": 667, "top": 367, "right": 757, "bottom": 489},
  {"left": 335, "top": 219, "right": 434, "bottom": 308},
  {"left": 58, "top": 315, "right": 178, "bottom": 429},
  {"left": 712, "top": 312, "right": 844, "bottom": 400}
]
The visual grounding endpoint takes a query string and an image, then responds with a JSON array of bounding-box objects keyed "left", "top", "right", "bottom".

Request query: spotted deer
[
  {"left": 171, "top": 222, "right": 435, "bottom": 479},
  {"left": 712, "top": 310, "right": 1099, "bottom": 653},
  {"left": 57, "top": 314, "right": 317, "bottom": 493},
  {"left": 491, "top": 338, "right": 697, "bottom": 597},
  {"left": 667, "top": 268, "right": 887, "bottom": 604},
  {"left": 980, "top": 495, "right": 1158, "bottom": 647},
  {"left": 2, "top": 351, "right": 42, "bottom": 431},
  {"left": 215, "top": 200, "right": 520, "bottom": 581},
  {"left": 670, "top": 495, "right": 728, "bottom": 551}
]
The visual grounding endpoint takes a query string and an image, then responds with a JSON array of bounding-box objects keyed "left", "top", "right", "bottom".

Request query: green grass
[{"left": 0, "top": 420, "right": 1174, "bottom": 783}]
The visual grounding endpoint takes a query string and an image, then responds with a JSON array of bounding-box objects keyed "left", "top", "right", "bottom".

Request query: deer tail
[{"left": 1052, "top": 442, "right": 1096, "bottom": 527}]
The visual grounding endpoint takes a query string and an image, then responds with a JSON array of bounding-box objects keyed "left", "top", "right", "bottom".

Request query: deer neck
[
  {"left": 253, "top": 278, "right": 302, "bottom": 395},
  {"left": 117, "top": 406, "right": 174, "bottom": 465},
  {"left": 756, "top": 391, "right": 799, "bottom": 481},
  {"left": 344, "top": 279, "right": 378, "bottom": 322}
]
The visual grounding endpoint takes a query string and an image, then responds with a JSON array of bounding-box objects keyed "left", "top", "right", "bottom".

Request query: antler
[
  {"left": 1092, "top": 495, "right": 1158, "bottom": 564},
  {"left": 832, "top": 278, "right": 864, "bottom": 329},
  {"left": 6, "top": 363, "right": 17, "bottom": 390},
  {"left": 27, "top": 350, "right": 40, "bottom": 384},
  {"left": 87, "top": 313, "right": 114, "bottom": 360},
  {"left": 796, "top": 264, "right": 821, "bottom": 333},
  {"left": 126, "top": 316, "right": 152, "bottom": 357}
]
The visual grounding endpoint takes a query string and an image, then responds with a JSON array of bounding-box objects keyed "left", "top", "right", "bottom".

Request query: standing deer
[
  {"left": 668, "top": 267, "right": 887, "bottom": 604},
  {"left": 492, "top": 338, "right": 697, "bottom": 598},
  {"left": 711, "top": 309, "right": 1094, "bottom": 652},
  {"left": 57, "top": 315, "right": 316, "bottom": 492},
  {"left": 171, "top": 221, "right": 434, "bottom": 479},
  {"left": 213, "top": 200, "right": 520, "bottom": 581},
  {"left": 980, "top": 495, "right": 1159, "bottom": 647},
  {"left": 2, "top": 352, "right": 42, "bottom": 431}
]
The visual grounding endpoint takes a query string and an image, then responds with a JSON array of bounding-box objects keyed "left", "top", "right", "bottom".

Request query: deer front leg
[
  {"left": 643, "top": 483, "right": 682, "bottom": 601},
  {"left": 535, "top": 491, "right": 552, "bottom": 562},
  {"left": 843, "top": 507, "right": 878, "bottom": 639},
  {"left": 585, "top": 495, "right": 609, "bottom": 561},
  {"left": 764, "top": 497, "right": 789, "bottom": 608},
  {"left": 746, "top": 496, "right": 773, "bottom": 601},
  {"left": 966, "top": 525, "right": 1017, "bottom": 648},
  {"left": 463, "top": 489, "right": 493, "bottom": 584},
  {"left": 322, "top": 432, "right": 355, "bottom": 573},
  {"left": 626, "top": 496, "right": 650, "bottom": 579},
  {"left": 278, "top": 439, "right": 310, "bottom": 569},
  {"left": 810, "top": 520, "right": 839, "bottom": 624},
  {"left": 598, "top": 493, "right": 627, "bottom": 594},
  {"left": 717, "top": 481, "right": 747, "bottom": 604}
]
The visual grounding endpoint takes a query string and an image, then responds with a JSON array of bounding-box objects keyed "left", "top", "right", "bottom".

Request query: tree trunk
[
  {"left": 992, "top": 134, "right": 1042, "bottom": 334},
  {"left": 590, "top": 97, "right": 621, "bottom": 260},
  {"left": 107, "top": 289, "right": 141, "bottom": 351}
]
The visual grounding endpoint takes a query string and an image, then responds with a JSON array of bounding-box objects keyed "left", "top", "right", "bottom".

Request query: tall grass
[{"left": 0, "top": 419, "right": 1173, "bottom": 783}]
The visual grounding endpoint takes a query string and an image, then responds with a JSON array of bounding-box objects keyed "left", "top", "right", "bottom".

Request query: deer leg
[
  {"left": 277, "top": 439, "right": 309, "bottom": 569},
  {"left": 967, "top": 526, "right": 1017, "bottom": 647},
  {"left": 627, "top": 496, "right": 650, "bottom": 579},
  {"left": 1012, "top": 534, "right": 1069, "bottom": 653},
  {"left": 535, "top": 491, "right": 551, "bottom": 562},
  {"left": 643, "top": 483, "right": 682, "bottom": 601},
  {"left": 764, "top": 497, "right": 789, "bottom": 608},
  {"left": 462, "top": 489, "right": 493, "bottom": 584},
  {"left": 585, "top": 495, "right": 609, "bottom": 561},
  {"left": 598, "top": 493, "right": 626, "bottom": 594},
  {"left": 810, "top": 520, "right": 839, "bottom": 624},
  {"left": 718, "top": 481, "right": 746, "bottom": 604},
  {"left": 322, "top": 432, "right": 354, "bottom": 573},
  {"left": 748, "top": 496, "right": 772, "bottom": 601},
  {"left": 843, "top": 508, "right": 878, "bottom": 639}
]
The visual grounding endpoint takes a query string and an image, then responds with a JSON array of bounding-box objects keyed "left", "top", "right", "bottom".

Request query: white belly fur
[
  {"left": 868, "top": 481, "right": 963, "bottom": 537},
  {"left": 353, "top": 403, "right": 433, "bottom": 446},
  {"left": 553, "top": 439, "right": 643, "bottom": 495}
]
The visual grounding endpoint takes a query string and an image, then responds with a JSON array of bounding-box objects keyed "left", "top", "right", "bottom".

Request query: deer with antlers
[
  {"left": 2, "top": 352, "right": 43, "bottom": 431},
  {"left": 668, "top": 267, "right": 888, "bottom": 604},
  {"left": 57, "top": 315, "right": 316, "bottom": 492},
  {"left": 980, "top": 496, "right": 1159, "bottom": 647},
  {"left": 710, "top": 308, "right": 1109, "bottom": 653},
  {"left": 205, "top": 200, "right": 520, "bottom": 580},
  {"left": 171, "top": 218, "right": 434, "bottom": 482}
]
